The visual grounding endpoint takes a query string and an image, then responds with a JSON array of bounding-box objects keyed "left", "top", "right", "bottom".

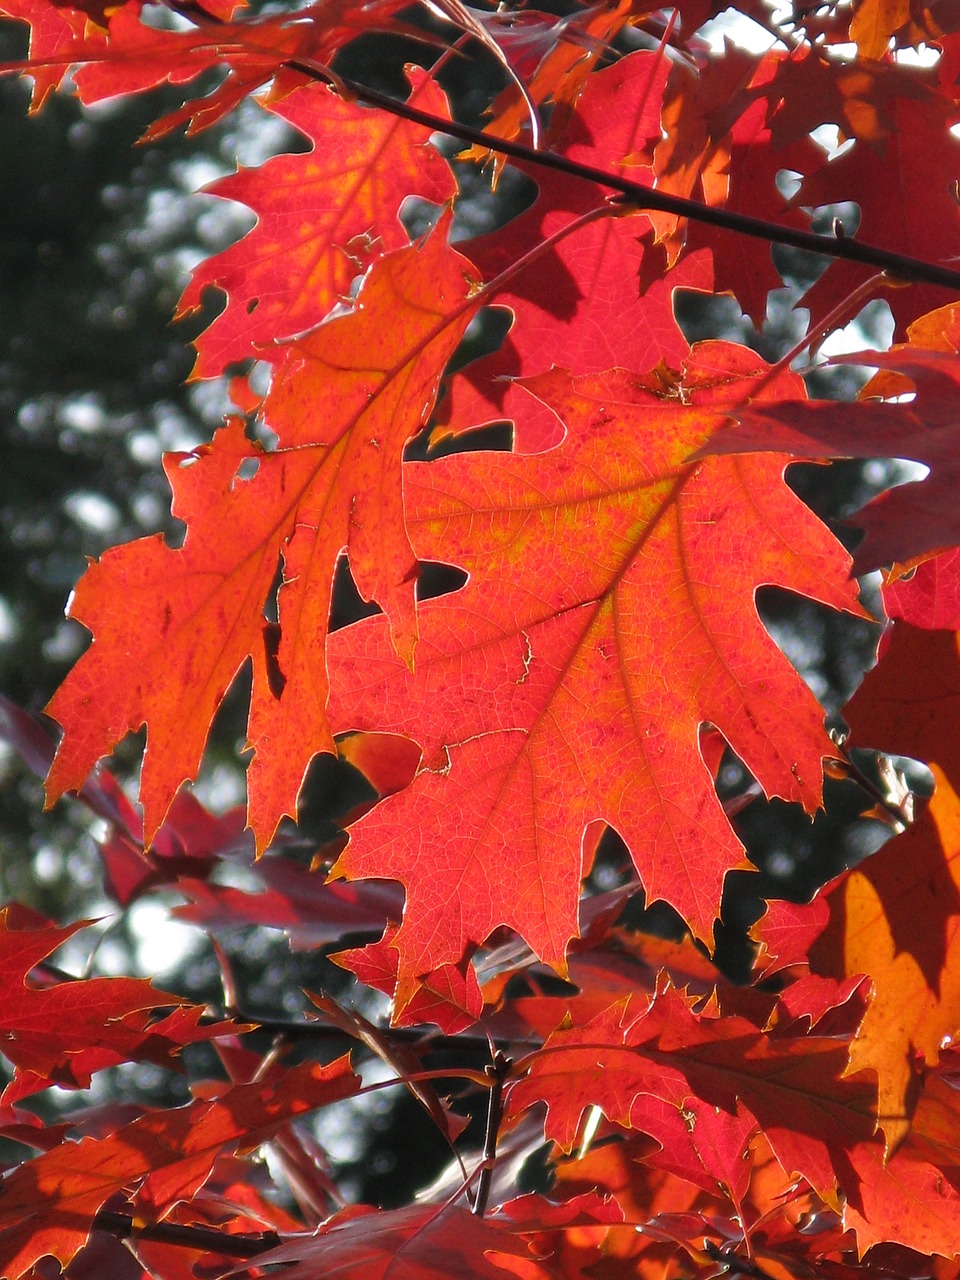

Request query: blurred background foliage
[{"left": 0, "top": 7, "right": 902, "bottom": 1204}]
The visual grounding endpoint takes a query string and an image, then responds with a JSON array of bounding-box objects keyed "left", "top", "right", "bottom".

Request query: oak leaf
[
  {"left": 796, "top": 621, "right": 960, "bottom": 1149},
  {"left": 696, "top": 305, "right": 960, "bottom": 570},
  {"left": 795, "top": 80, "right": 960, "bottom": 335},
  {"left": 0, "top": 907, "right": 231, "bottom": 1105},
  {"left": 442, "top": 51, "right": 711, "bottom": 451},
  {"left": 45, "top": 229, "right": 477, "bottom": 847},
  {"left": 245, "top": 1201, "right": 557, "bottom": 1280},
  {"left": 180, "top": 73, "right": 456, "bottom": 379},
  {"left": 811, "top": 765, "right": 960, "bottom": 1152},
  {"left": 1, "top": 0, "right": 418, "bottom": 135},
  {"left": 326, "top": 345, "right": 862, "bottom": 1010},
  {"left": 882, "top": 548, "right": 960, "bottom": 629},
  {"left": 508, "top": 984, "right": 960, "bottom": 1255},
  {"left": 845, "top": 621, "right": 960, "bottom": 796}
]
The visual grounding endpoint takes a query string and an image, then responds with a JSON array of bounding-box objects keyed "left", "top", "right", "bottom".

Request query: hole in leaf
[
  {"left": 262, "top": 621, "right": 285, "bottom": 699},
  {"left": 330, "top": 554, "right": 381, "bottom": 632},
  {"left": 410, "top": 419, "right": 513, "bottom": 461},
  {"left": 296, "top": 747, "right": 383, "bottom": 845},
  {"left": 263, "top": 558, "right": 283, "bottom": 625},
  {"left": 446, "top": 305, "right": 513, "bottom": 377},
  {"left": 416, "top": 561, "right": 467, "bottom": 601},
  {"left": 231, "top": 456, "right": 259, "bottom": 487},
  {"left": 245, "top": 297, "right": 259, "bottom": 315}
]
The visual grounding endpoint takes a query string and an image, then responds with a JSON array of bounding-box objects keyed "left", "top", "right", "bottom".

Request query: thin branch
[
  {"left": 198, "top": 1008, "right": 537, "bottom": 1053},
  {"left": 471, "top": 1050, "right": 510, "bottom": 1217},
  {"left": 302, "top": 66, "right": 960, "bottom": 295},
  {"left": 93, "top": 1210, "right": 281, "bottom": 1258},
  {"left": 158, "top": 0, "right": 960, "bottom": 295}
]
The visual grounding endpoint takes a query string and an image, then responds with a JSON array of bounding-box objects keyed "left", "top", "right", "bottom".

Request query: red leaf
[
  {"left": 509, "top": 985, "right": 960, "bottom": 1255},
  {"left": 795, "top": 79, "right": 960, "bottom": 335},
  {"left": 247, "top": 1201, "right": 556, "bottom": 1280},
  {"left": 0, "top": 908, "right": 231, "bottom": 1104},
  {"left": 845, "top": 621, "right": 960, "bottom": 796},
  {"left": 180, "top": 72, "right": 456, "bottom": 379},
  {"left": 0, "top": 1057, "right": 359, "bottom": 1280},
  {"left": 442, "top": 51, "right": 711, "bottom": 451},
  {"left": 883, "top": 549, "right": 960, "bottom": 630},
  {"left": 326, "top": 345, "right": 862, "bottom": 1009},
  {"left": 695, "top": 303, "right": 960, "bottom": 570}
]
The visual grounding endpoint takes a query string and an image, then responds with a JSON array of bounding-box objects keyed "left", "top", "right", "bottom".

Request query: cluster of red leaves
[{"left": 4, "top": 0, "right": 960, "bottom": 1274}]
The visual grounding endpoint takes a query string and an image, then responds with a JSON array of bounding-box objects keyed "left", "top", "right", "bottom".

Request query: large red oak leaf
[
  {"left": 0, "top": 1058, "right": 359, "bottom": 1280},
  {"left": 180, "top": 73, "right": 456, "bottom": 379},
  {"left": 326, "top": 344, "right": 862, "bottom": 1012},
  {"left": 45, "top": 230, "right": 477, "bottom": 847}
]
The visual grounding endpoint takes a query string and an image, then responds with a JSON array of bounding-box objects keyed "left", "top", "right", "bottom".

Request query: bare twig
[
  {"left": 157, "top": 0, "right": 960, "bottom": 296},
  {"left": 472, "top": 1049, "right": 511, "bottom": 1218},
  {"left": 93, "top": 1210, "right": 280, "bottom": 1258}
]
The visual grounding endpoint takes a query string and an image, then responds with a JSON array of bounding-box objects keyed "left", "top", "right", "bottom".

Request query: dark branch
[
  {"left": 472, "top": 1049, "right": 510, "bottom": 1218},
  {"left": 93, "top": 1210, "right": 281, "bottom": 1258},
  {"left": 314, "top": 69, "right": 960, "bottom": 295},
  {"left": 161, "top": 0, "right": 960, "bottom": 296}
]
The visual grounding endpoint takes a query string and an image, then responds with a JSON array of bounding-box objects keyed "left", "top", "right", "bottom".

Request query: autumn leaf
[
  {"left": 45, "top": 228, "right": 478, "bottom": 847},
  {"left": 0, "top": 0, "right": 422, "bottom": 135},
  {"left": 790, "top": 620, "right": 960, "bottom": 1149},
  {"left": 441, "top": 50, "right": 711, "bottom": 451},
  {"left": 325, "top": 344, "right": 862, "bottom": 1011},
  {"left": 0, "top": 1058, "right": 359, "bottom": 1280},
  {"left": 247, "top": 1201, "right": 555, "bottom": 1280},
  {"left": 882, "top": 549, "right": 960, "bottom": 630},
  {"left": 470, "top": 0, "right": 640, "bottom": 160},
  {"left": 173, "top": 859, "right": 402, "bottom": 949},
  {"left": 767, "top": 47, "right": 930, "bottom": 148},
  {"left": 0, "top": 907, "right": 232, "bottom": 1105},
  {"left": 695, "top": 305, "right": 960, "bottom": 571},
  {"left": 333, "top": 925, "right": 482, "bottom": 1033},
  {"left": 845, "top": 620, "right": 960, "bottom": 796},
  {"left": 180, "top": 72, "right": 456, "bottom": 379},
  {"left": 809, "top": 766, "right": 960, "bottom": 1152},
  {"left": 849, "top": 0, "right": 912, "bottom": 57},
  {"left": 794, "top": 75, "right": 960, "bottom": 335},
  {"left": 676, "top": 50, "right": 824, "bottom": 325},
  {"left": 509, "top": 984, "right": 960, "bottom": 1255}
]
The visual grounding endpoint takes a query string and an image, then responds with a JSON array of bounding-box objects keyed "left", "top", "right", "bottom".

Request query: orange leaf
[
  {"left": 180, "top": 72, "right": 456, "bottom": 379},
  {"left": 45, "top": 229, "right": 477, "bottom": 847},
  {"left": 812, "top": 766, "right": 960, "bottom": 1152}
]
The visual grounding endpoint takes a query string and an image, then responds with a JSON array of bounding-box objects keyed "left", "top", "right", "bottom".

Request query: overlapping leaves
[{"left": 8, "top": 2, "right": 960, "bottom": 1277}]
